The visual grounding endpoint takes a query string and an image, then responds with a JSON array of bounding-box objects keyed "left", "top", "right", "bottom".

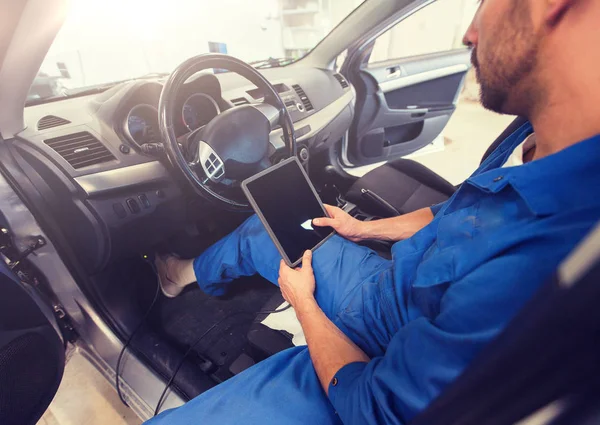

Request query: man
[{"left": 148, "top": 0, "right": 600, "bottom": 423}]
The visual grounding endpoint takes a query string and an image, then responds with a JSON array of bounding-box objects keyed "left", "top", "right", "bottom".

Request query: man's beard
[{"left": 472, "top": 1, "right": 540, "bottom": 115}]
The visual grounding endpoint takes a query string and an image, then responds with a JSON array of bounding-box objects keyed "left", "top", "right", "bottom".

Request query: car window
[
  {"left": 27, "top": 0, "right": 366, "bottom": 104},
  {"left": 334, "top": 49, "right": 349, "bottom": 72},
  {"left": 368, "top": 0, "right": 479, "bottom": 64}
]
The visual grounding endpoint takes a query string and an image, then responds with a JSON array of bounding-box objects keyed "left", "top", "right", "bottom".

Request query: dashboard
[
  {"left": 13, "top": 65, "right": 355, "bottom": 274},
  {"left": 125, "top": 104, "right": 160, "bottom": 146},
  {"left": 121, "top": 92, "right": 222, "bottom": 147},
  {"left": 181, "top": 93, "right": 220, "bottom": 131},
  {"left": 115, "top": 73, "right": 230, "bottom": 151}
]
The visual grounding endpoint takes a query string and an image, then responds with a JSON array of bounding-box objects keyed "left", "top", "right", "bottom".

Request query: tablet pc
[{"left": 242, "top": 157, "right": 335, "bottom": 267}]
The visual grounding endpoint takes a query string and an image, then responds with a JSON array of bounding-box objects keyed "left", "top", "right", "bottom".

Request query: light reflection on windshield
[{"left": 27, "top": 0, "right": 364, "bottom": 104}]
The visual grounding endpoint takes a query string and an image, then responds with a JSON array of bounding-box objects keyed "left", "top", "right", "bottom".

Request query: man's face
[{"left": 464, "top": 0, "right": 542, "bottom": 114}]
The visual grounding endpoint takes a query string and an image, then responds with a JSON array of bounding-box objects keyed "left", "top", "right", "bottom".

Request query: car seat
[{"left": 345, "top": 117, "right": 528, "bottom": 217}]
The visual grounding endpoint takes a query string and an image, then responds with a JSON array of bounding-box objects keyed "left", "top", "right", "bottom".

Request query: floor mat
[
  {"left": 262, "top": 303, "right": 306, "bottom": 346},
  {"left": 149, "top": 275, "right": 279, "bottom": 381}
]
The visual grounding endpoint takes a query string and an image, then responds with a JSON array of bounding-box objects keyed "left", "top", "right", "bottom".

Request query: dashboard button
[
  {"left": 138, "top": 194, "right": 151, "bottom": 209},
  {"left": 113, "top": 203, "right": 127, "bottom": 219},
  {"left": 119, "top": 144, "right": 131, "bottom": 154},
  {"left": 126, "top": 198, "right": 141, "bottom": 214}
]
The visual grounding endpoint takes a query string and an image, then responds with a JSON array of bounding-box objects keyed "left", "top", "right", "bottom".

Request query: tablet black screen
[{"left": 245, "top": 160, "right": 334, "bottom": 265}]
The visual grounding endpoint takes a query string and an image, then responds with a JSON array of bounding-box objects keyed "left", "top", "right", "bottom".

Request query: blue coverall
[{"left": 147, "top": 123, "right": 600, "bottom": 425}]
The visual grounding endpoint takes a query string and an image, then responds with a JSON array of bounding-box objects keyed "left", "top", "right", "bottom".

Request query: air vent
[
  {"left": 37, "top": 115, "right": 71, "bottom": 131},
  {"left": 230, "top": 97, "right": 250, "bottom": 106},
  {"left": 292, "top": 84, "right": 314, "bottom": 112},
  {"left": 44, "top": 132, "right": 116, "bottom": 169},
  {"left": 333, "top": 73, "right": 349, "bottom": 89}
]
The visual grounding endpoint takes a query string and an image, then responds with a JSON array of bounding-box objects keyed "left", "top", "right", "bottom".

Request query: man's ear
[{"left": 544, "top": 0, "right": 575, "bottom": 26}]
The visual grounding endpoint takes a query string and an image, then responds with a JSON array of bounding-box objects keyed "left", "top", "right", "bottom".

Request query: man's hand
[
  {"left": 278, "top": 250, "right": 316, "bottom": 311},
  {"left": 313, "top": 204, "right": 366, "bottom": 242},
  {"left": 279, "top": 250, "right": 371, "bottom": 396},
  {"left": 316, "top": 205, "right": 436, "bottom": 243}
]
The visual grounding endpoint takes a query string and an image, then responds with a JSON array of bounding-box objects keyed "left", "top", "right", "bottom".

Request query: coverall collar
[{"left": 467, "top": 127, "right": 600, "bottom": 217}]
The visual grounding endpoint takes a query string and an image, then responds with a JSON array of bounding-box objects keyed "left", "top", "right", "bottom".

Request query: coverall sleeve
[
  {"left": 429, "top": 202, "right": 446, "bottom": 216},
  {"left": 327, "top": 247, "right": 560, "bottom": 425}
]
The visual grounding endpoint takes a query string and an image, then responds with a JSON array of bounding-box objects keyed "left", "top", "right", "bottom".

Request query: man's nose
[{"left": 463, "top": 19, "right": 478, "bottom": 48}]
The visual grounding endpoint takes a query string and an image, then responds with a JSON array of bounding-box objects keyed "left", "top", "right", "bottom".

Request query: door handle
[
  {"left": 388, "top": 105, "right": 429, "bottom": 115},
  {"left": 386, "top": 66, "right": 402, "bottom": 79},
  {"left": 406, "top": 105, "right": 429, "bottom": 117}
]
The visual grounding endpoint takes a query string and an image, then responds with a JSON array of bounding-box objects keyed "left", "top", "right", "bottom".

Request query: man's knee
[{"left": 237, "top": 214, "right": 267, "bottom": 238}]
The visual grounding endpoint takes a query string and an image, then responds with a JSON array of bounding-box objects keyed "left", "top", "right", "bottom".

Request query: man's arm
[
  {"left": 313, "top": 205, "right": 434, "bottom": 243},
  {"left": 298, "top": 297, "right": 369, "bottom": 393},
  {"left": 359, "top": 207, "right": 434, "bottom": 242},
  {"left": 278, "top": 252, "right": 369, "bottom": 392}
]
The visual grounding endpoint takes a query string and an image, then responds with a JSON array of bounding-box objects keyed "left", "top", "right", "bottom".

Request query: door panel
[
  {"left": 346, "top": 49, "right": 471, "bottom": 166},
  {"left": 0, "top": 261, "right": 64, "bottom": 425}
]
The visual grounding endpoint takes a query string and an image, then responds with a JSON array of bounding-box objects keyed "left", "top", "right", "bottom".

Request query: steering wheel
[{"left": 158, "top": 54, "right": 296, "bottom": 210}]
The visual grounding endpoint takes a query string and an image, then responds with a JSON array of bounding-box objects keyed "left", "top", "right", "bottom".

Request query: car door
[
  {"left": 0, "top": 258, "right": 65, "bottom": 425},
  {"left": 342, "top": 0, "right": 476, "bottom": 167}
]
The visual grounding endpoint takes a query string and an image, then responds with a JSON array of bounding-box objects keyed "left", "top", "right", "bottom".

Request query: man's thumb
[
  {"left": 313, "top": 217, "right": 333, "bottom": 227},
  {"left": 302, "top": 250, "right": 313, "bottom": 269}
]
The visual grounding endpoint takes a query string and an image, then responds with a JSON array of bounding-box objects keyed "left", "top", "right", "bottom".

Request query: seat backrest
[
  {"left": 481, "top": 116, "right": 529, "bottom": 164},
  {"left": 411, "top": 222, "right": 600, "bottom": 425}
]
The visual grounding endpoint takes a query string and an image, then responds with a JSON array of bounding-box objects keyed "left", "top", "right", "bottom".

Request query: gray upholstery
[
  {"left": 346, "top": 117, "right": 528, "bottom": 217},
  {"left": 346, "top": 158, "right": 455, "bottom": 217}
]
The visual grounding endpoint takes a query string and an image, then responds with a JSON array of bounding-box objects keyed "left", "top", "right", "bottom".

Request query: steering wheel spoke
[
  {"left": 187, "top": 151, "right": 200, "bottom": 169},
  {"left": 176, "top": 125, "right": 206, "bottom": 165}
]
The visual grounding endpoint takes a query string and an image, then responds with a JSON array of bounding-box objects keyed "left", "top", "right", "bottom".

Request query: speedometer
[
  {"left": 125, "top": 104, "right": 159, "bottom": 147},
  {"left": 128, "top": 115, "right": 148, "bottom": 141},
  {"left": 182, "top": 93, "right": 220, "bottom": 131}
]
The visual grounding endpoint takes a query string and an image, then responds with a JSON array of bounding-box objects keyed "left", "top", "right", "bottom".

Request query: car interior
[
  {"left": 5, "top": 56, "right": 477, "bottom": 404},
  {"left": 0, "top": 1, "right": 479, "bottom": 407},
  {"left": 1, "top": 0, "right": 599, "bottom": 424}
]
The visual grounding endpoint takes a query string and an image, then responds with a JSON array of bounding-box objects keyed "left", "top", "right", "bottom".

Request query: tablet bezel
[{"left": 241, "top": 157, "right": 335, "bottom": 267}]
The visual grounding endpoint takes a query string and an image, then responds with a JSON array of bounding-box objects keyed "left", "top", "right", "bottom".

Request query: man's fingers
[
  {"left": 279, "top": 259, "right": 289, "bottom": 276},
  {"left": 323, "top": 204, "right": 340, "bottom": 218},
  {"left": 323, "top": 204, "right": 338, "bottom": 217},
  {"left": 313, "top": 217, "right": 335, "bottom": 227},
  {"left": 280, "top": 289, "right": 289, "bottom": 303},
  {"left": 301, "top": 250, "right": 313, "bottom": 271},
  {"left": 315, "top": 204, "right": 342, "bottom": 227}
]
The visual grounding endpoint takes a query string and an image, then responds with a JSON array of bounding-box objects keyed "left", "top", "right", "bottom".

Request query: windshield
[{"left": 27, "top": 0, "right": 365, "bottom": 104}]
